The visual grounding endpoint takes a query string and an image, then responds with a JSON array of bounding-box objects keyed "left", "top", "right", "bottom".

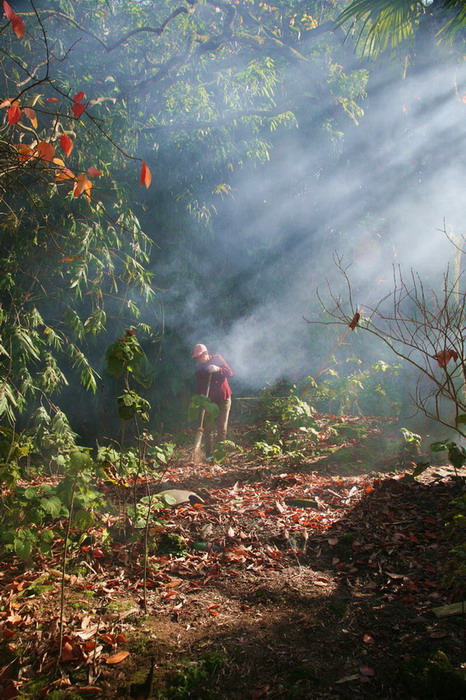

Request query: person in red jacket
[{"left": 192, "top": 343, "right": 233, "bottom": 456}]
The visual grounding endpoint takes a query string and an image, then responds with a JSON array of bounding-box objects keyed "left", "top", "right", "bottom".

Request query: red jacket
[{"left": 195, "top": 354, "right": 233, "bottom": 403}]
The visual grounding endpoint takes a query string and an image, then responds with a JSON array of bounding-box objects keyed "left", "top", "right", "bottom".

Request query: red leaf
[
  {"left": 46, "top": 97, "right": 60, "bottom": 103},
  {"left": 7, "top": 103, "right": 21, "bottom": 124},
  {"left": 349, "top": 312, "right": 360, "bottom": 330},
  {"left": 434, "top": 349, "right": 458, "bottom": 368},
  {"left": 60, "top": 641, "right": 75, "bottom": 662},
  {"left": 139, "top": 161, "right": 152, "bottom": 188},
  {"left": 87, "top": 167, "right": 102, "bottom": 177},
  {"left": 3, "top": 1, "right": 14, "bottom": 20},
  {"left": 73, "top": 91, "right": 85, "bottom": 102},
  {"left": 11, "top": 13, "right": 25, "bottom": 38},
  {"left": 36, "top": 141, "right": 55, "bottom": 162},
  {"left": 359, "top": 665, "right": 375, "bottom": 677},
  {"left": 72, "top": 102, "right": 86, "bottom": 118},
  {"left": 59, "top": 133, "right": 74, "bottom": 157}
]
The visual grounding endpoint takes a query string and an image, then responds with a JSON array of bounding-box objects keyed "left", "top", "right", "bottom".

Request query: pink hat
[{"left": 192, "top": 343, "right": 208, "bottom": 358}]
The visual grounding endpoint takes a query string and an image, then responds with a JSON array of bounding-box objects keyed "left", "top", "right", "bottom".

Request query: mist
[{"left": 172, "top": 48, "right": 466, "bottom": 392}]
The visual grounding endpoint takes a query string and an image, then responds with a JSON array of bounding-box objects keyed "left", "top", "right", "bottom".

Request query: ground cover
[{"left": 0, "top": 415, "right": 465, "bottom": 699}]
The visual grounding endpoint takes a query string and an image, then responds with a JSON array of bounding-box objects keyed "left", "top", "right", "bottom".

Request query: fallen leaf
[
  {"left": 105, "top": 650, "right": 130, "bottom": 664},
  {"left": 335, "top": 673, "right": 360, "bottom": 684},
  {"left": 60, "top": 642, "right": 75, "bottom": 662},
  {"left": 359, "top": 665, "right": 375, "bottom": 677}
]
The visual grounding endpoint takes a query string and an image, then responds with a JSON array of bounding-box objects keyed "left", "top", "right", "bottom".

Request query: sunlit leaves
[
  {"left": 16, "top": 143, "right": 33, "bottom": 161},
  {"left": 60, "top": 133, "right": 74, "bottom": 157},
  {"left": 139, "top": 161, "right": 152, "bottom": 188},
  {"left": 3, "top": 1, "right": 25, "bottom": 39},
  {"left": 73, "top": 172, "right": 92, "bottom": 198},
  {"left": 7, "top": 103, "right": 21, "bottom": 124},
  {"left": 36, "top": 141, "right": 55, "bottom": 162},
  {"left": 72, "top": 102, "right": 86, "bottom": 118},
  {"left": 72, "top": 91, "right": 86, "bottom": 118}
]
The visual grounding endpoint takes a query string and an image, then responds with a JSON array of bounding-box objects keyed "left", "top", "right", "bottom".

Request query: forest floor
[{"left": 1, "top": 415, "right": 465, "bottom": 699}]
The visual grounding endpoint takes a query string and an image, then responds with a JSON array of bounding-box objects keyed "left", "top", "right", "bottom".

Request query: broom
[{"left": 192, "top": 373, "right": 212, "bottom": 464}]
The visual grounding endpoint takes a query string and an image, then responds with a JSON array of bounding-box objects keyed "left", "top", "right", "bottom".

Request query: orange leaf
[
  {"left": 115, "top": 634, "right": 127, "bottom": 644},
  {"left": 105, "top": 651, "right": 130, "bottom": 665},
  {"left": 73, "top": 172, "right": 92, "bottom": 197},
  {"left": 87, "top": 167, "right": 102, "bottom": 177},
  {"left": 73, "top": 91, "right": 85, "bottom": 102},
  {"left": 72, "top": 102, "right": 86, "bottom": 118},
  {"left": 11, "top": 13, "right": 25, "bottom": 38},
  {"left": 55, "top": 166, "right": 75, "bottom": 182},
  {"left": 60, "top": 133, "right": 74, "bottom": 157},
  {"left": 100, "top": 634, "right": 115, "bottom": 645},
  {"left": 7, "top": 103, "right": 21, "bottom": 124},
  {"left": 23, "top": 107, "right": 37, "bottom": 129},
  {"left": 57, "top": 256, "right": 81, "bottom": 262},
  {"left": 46, "top": 97, "right": 59, "bottom": 103},
  {"left": 139, "top": 161, "right": 152, "bottom": 188},
  {"left": 0, "top": 99, "right": 11, "bottom": 108},
  {"left": 36, "top": 141, "right": 55, "bottom": 162},
  {"left": 16, "top": 143, "right": 33, "bottom": 161}
]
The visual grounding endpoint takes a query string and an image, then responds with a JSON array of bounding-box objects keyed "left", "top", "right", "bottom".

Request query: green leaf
[
  {"left": 413, "top": 461, "right": 430, "bottom": 477},
  {"left": 14, "top": 537, "right": 33, "bottom": 560},
  {"left": 40, "top": 496, "right": 63, "bottom": 518},
  {"left": 24, "top": 486, "right": 38, "bottom": 500},
  {"left": 456, "top": 414, "right": 466, "bottom": 425},
  {"left": 430, "top": 441, "right": 449, "bottom": 453}
]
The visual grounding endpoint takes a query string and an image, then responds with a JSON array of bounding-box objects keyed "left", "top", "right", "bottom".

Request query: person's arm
[{"left": 213, "top": 355, "right": 233, "bottom": 378}]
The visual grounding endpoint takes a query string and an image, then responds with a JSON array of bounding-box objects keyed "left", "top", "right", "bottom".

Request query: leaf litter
[{"left": 0, "top": 415, "right": 464, "bottom": 698}]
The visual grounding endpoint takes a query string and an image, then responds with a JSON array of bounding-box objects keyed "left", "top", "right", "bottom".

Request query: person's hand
[{"left": 206, "top": 364, "right": 221, "bottom": 373}]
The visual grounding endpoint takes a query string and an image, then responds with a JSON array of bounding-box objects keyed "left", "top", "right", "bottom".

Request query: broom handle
[{"left": 198, "top": 373, "right": 212, "bottom": 432}]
